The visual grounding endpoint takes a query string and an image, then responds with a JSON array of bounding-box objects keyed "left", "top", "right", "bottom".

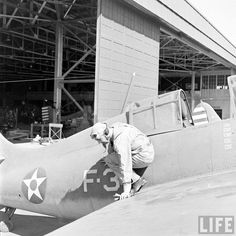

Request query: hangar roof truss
[{"left": 0, "top": 0, "right": 229, "bottom": 84}]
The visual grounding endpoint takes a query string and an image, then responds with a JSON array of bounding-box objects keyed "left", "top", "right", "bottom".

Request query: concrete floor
[
  {"left": 3, "top": 169, "right": 236, "bottom": 236},
  {"left": 2, "top": 210, "right": 72, "bottom": 236}
]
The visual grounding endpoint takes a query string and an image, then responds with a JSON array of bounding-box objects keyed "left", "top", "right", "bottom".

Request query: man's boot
[{"left": 132, "top": 177, "right": 147, "bottom": 193}]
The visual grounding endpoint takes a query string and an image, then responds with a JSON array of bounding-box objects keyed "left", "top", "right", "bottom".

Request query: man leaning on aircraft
[{"left": 90, "top": 122, "right": 154, "bottom": 200}]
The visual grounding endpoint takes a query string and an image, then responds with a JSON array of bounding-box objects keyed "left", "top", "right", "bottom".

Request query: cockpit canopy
[{"left": 125, "top": 89, "right": 193, "bottom": 135}]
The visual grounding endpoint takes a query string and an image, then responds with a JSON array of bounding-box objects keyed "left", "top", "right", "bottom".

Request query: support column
[
  {"left": 191, "top": 71, "right": 196, "bottom": 111},
  {"left": 94, "top": 0, "right": 101, "bottom": 123},
  {"left": 53, "top": 23, "right": 63, "bottom": 123},
  {"left": 156, "top": 26, "right": 160, "bottom": 95}
]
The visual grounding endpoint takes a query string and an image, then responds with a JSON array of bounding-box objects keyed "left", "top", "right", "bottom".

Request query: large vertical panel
[{"left": 95, "top": 0, "right": 160, "bottom": 122}]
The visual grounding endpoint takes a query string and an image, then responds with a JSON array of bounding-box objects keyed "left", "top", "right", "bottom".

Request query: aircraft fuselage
[{"left": 1, "top": 116, "right": 236, "bottom": 219}]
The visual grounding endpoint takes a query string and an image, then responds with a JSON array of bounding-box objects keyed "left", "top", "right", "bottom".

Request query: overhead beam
[
  {"left": 0, "top": 0, "right": 55, "bottom": 22},
  {"left": 6, "top": 0, "right": 23, "bottom": 28},
  {"left": 62, "top": 45, "right": 96, "bottom": 78},
  {"left": 160, "top": 58, "right": 191, "bottom": 71},
  {"left": 33, "top": 1, "right": 56, "bottom": 14},
  {"left": 0, "top": 27, "right": 84, "bottom": 48},
  {"left": 61, "top": 87, "right": 84, "bottom": 113},
  {"left": 63, "top": 22, "right": 96, "bottom": 37},
  {"left": 36, "top": 0, "right": 96, "bottom": 8},
  {"left": 161, "top": 26, "right": 235, "bottom": 69},
  {"left": 32, "top": 1, "right": 47, "bottom": 25},
  {"left": 63, "top": 0, "right": 77, "bottom": 19},
  {"left": 0, "top": 14, "right": 51, "bottom": 22},
  {"left": 62, "top": 79, "right": 95, "bottom": 84},
  {"left": 64, "top": 26, "right": 96, "bottom": 52},
  {"left": 124, "top": 0, "right": 236, "bottom": 69},
  {"left": 0, "top": 44, "right": 54, "bottom": 59}
]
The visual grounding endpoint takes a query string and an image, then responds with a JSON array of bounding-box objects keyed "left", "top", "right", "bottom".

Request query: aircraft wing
[{"left": 46, "top": 169, "right": 236, "bottom": 236}]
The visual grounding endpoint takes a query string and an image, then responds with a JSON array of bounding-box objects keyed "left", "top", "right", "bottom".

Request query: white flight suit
[{"left": 104, "top": 123, "right": 154, "bottom": 184}]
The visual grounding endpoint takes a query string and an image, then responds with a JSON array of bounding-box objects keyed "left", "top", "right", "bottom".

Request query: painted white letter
[{"left": 83, "top": 169, "right": 97, "bottom": 192}]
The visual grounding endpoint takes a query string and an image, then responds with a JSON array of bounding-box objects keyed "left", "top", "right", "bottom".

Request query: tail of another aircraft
[
  {"left": 228, "top": 75, "right": 236, "bottom": 118},
  {"left": 192, "top": 101, "right": 221, "bottom": 126}
]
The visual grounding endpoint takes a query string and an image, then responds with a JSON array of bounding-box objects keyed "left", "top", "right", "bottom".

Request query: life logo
[{"left": 21, "top": 168, "right": 47, "bottom": 204}]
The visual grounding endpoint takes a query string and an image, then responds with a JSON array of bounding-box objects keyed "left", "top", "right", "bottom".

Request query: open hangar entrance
[
  {"left": 159, "top": 31, "right": 232, "bottom": 119},
  {"left": 0, "top": 0, "right": 236, "bottom": 137},
  {"left": 95, "top": 0, "right": 236, "bottom": 121}
]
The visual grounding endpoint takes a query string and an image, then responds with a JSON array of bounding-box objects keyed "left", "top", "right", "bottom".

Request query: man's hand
[
  {"left": 114, "top": 192, "right": 131, "bottom": 201},
  {"left": 114, "top": 182, "right": 132, "bottom": 200}
]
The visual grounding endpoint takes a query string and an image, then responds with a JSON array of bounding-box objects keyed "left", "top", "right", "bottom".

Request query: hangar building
[{"left": 1, "top": 0, "right": 236, "bottom": 135}]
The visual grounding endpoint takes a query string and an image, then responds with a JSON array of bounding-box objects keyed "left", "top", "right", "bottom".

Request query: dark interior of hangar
[
  {"left": 0, "top": 0, "right": 229, "bottom": 138},
  {"left": 0, "top": 0, "right": 97, "bottom": 136}
]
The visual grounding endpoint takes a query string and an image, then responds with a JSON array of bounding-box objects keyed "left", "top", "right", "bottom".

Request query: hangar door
[{"left": 95, "top": 0, "right": 160, "bottom": 122}]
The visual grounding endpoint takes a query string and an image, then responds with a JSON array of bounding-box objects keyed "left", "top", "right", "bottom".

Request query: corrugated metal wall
[{"left": 95, "top": 0, "right": 160, "bottom": 122}]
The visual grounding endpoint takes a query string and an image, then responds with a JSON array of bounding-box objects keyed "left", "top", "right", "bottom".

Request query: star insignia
[{"left": 22, "top": 168, "right": 47, "bottom": 204}]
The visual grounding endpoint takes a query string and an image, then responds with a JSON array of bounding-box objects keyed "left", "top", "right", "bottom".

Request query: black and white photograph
[{"left": 0, "top": 0, "right": 236, "bottom": 235}]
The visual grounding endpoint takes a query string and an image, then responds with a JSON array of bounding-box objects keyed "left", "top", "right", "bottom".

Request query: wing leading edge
[{"left": 46, "top": 168, "right": 236, "bottom": 236}]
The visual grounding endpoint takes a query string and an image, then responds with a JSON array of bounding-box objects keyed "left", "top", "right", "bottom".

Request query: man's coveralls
[{"left": 104, "top": 122, "right": 154, "bottom": 184}]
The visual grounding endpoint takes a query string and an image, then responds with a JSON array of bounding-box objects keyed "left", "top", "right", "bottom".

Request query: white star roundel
[{"left": 21, "top": 168, "right": 47, "bottom": 204}]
